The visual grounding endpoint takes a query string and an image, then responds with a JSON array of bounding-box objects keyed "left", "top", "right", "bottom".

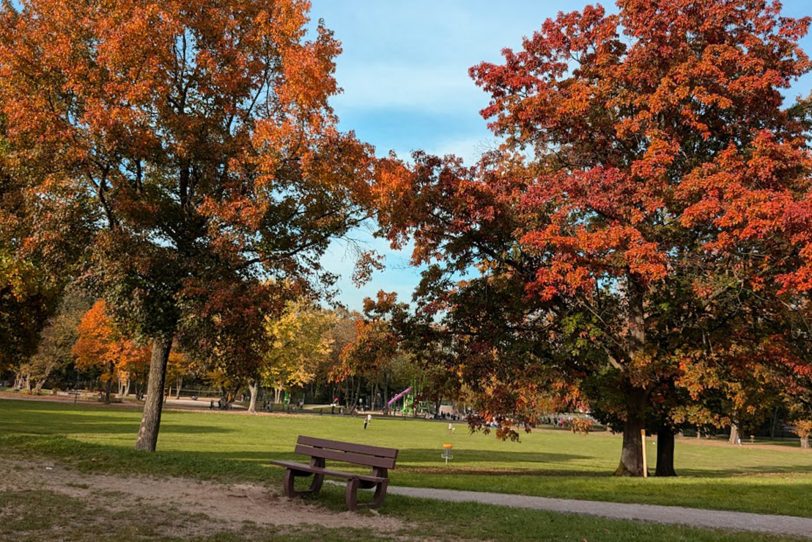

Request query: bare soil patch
[{"left": 0, "top": 456, "right": 404, "bottom": 539}]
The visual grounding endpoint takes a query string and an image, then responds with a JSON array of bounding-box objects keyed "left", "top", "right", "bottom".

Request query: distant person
[{"left": 364, "top": 413, "right": 372, "bottom": 430}]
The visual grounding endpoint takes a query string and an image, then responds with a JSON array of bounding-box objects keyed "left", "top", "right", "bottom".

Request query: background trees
[
  {"left": 21, "top": 287, "right": 92, "bottom": 394},
  {"left": 73, "top": 300, "right": 150, "bottom": 403},
  {"left": 261, "top": 300, "right": 335, "bottom": 407}
]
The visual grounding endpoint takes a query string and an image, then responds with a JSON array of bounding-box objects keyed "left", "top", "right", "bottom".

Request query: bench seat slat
[
  {"left": 270, "top": 460, "right": 387, "bottom": 483},
  {"left": 297, "top": 436, "right": 398, "bottom": 459},
  {"left": 294, "top": 444, "right": 396, "bottom": 469}
]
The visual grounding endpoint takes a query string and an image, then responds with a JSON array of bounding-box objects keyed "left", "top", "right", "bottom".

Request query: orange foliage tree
[
  {"left": 0, "top": 0, "right": 374, "bottom": 450},
  {"left": 73, "top": 300, "right": 149, "bottom": 403}
]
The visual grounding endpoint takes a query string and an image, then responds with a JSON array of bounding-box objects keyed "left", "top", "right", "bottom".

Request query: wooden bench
[{"left": 270, "top": 435, "right": 398, "bottom": 510}]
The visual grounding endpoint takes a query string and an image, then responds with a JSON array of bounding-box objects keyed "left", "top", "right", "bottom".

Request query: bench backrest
[{"left": 295, "top": 435, "right": 398, "bottom": 470}]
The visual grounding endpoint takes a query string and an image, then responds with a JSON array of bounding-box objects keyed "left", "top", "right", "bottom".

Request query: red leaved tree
[{"left": 374, "top": 0, "right": 811, "bottom": 476}]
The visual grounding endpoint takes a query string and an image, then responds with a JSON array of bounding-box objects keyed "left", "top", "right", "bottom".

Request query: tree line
[{"left": 10, "top": 290, "right": 431, "bottom": 416}]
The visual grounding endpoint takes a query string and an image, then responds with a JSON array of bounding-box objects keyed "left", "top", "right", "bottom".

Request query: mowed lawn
[{"left": 2, "top": 397, "right": 812, "bottom": 520}]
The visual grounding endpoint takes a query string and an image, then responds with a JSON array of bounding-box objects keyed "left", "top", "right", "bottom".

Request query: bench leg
[
  {"left": 283, "top": 469, "right": 324, "bottom": 498},
  {"left": 345, "top": 478, "right": 359, "bottom": 511},
  {"left": 308, "top": 473, "right": 325, "bottom": 494},
  {"left": 371, "top": 480, "right": 388, "bottom": 508},
  {"left": 283, "top": 469, "right": 296, "bottom": 498}
]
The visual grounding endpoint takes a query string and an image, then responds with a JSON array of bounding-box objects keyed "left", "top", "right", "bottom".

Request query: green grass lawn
[
  {"left": 1, "top": 397, "right": 811, "bottom": 541},
  {"left": 2, "top": 398, "right": 811, "bottom": 515}
]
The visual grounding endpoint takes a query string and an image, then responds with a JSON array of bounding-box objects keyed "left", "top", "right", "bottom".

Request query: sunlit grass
[{"left": 2, "top": 398, "right": 811, "bottom": 518}]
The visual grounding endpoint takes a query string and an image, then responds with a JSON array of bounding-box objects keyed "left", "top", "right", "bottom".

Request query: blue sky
[{"left": 312, "top": 0, "right": 812, "bottom": 310}]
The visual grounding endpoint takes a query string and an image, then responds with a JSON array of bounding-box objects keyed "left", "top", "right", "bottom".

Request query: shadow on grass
[
  {"left": 1, "top": 408, "right": 236, "bottom": 436},
  {"left": 3, "top": 430, "right": 809, "bottom": 481},
  {"left": 3, "top": 433, "right": 812, "bottom": 518},
  {"left": 677, "top": 464, "right": 812, "bottom": 477}
]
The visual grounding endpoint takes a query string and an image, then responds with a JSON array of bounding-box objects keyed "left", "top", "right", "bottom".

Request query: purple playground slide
[{"left": 386, "top": 386, "right": 412, "bottom": 408}]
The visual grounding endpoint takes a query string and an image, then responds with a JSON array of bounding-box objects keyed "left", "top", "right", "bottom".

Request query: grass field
[{"left": 2, "top": 397, "right": 811, "bottom": 541}]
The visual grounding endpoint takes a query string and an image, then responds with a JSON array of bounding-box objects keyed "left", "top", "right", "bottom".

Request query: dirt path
[
  {"left": 387, "top": 485, "right": 812, "bottom": 539},
  {"left": 0, "top": 457, "right": 403, "bottom": 538}
]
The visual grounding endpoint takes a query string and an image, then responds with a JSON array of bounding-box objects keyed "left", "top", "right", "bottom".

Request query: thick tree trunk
[
  {"left": 801, "top": 435, "right": 809, "bottom": 449},
  {"left": 655, "top": 427, "right": 677, "bottom": 476},
  {"left": 124, "top": 377, "right": 131, "bottom": 397},
  {"left": 729, "top": 423, "right": 740, "bottom": 445},
  {"left": 247, "top": 380, "right": 258, "bottom": 414},
  {"left": 615, "top": 277, "right": 649, "bottom": 477},
  {"left": 615, "top": 413, "right": 645, "bottom": 476},
  {"left": 135, "top": 335, "right": 172, "bottom": 451}
]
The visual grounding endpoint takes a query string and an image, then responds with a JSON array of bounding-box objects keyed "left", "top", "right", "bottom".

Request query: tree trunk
[
  {"left": 729, "top": 423, "right": 739, "bottom": 445},
  {"left": 801, "top": 435, "right": 809, "bottom": 449},
  {"left": 124, "top": 377, "right": 131, "bottom": 397},
  {"left": 104, "top": 361, "right": 114, "bottom": 403},
  {"left": 615, "top": 277, "right": 648, "bottom": 477},
  {"left": 135, "top": 335, "right": 172, "bottom": 452},
  {"left": 383, "top": 374, "right": 389, "bottom": 415},
  {"left": 175, "top": 377, "right": 182, "bottom": 400},
  {"left": 614, "top": 413, "right": 645, "bottom": 476},
  {"left": 247, "top": 380, "right": 259, "bottom": 414},
  {"left": 655, "top": 427, "right": 677, "bottom": 477}
]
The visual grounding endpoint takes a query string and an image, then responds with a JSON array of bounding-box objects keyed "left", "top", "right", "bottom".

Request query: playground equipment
[
  {"left": 387, "top": 386, "right": 415, "bottom": 414},
  {"left": 387, "top": 386, "right": 412, "bottom": 408}
]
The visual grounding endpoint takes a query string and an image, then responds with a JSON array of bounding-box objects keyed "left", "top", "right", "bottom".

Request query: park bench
[{"left": 270, "top": 435, "right": 398, "bottom": 510}]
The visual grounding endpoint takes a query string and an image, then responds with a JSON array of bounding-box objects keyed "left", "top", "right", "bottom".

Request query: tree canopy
[
  {"left": 373, "top": 0, "right": 812, "bottom": 475},
  {"left": 0, "top": 0, "right": 374, "bottom": 450}
]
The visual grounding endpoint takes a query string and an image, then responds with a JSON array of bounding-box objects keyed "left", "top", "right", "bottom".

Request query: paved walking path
[{"left": 387, "top": 486, "right": 812, "bottom": 538}]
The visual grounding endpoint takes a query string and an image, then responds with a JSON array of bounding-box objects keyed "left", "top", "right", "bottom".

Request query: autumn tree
[
  {"left": 179, "top": 279, "right": 278, "bottom": 411},
  {"left": 22, "top": 286, "right": 92, "bottom": 394},
  {"left": 259, "top": 299, "right": 335, "bottom": 410},
  {"left": 73, "top": 300, "right": 150, "bottom": 403},
  {"left": 374, "top": 0, "right": 811, "bottom": 476},
  {"left": 165, "top": 350, "right": 198, "bottom": 400},
  {"left": 0, "top": 115, "right": 95, "bottom": 381},
  {"left": 0, "top": 0, "right": 373, "bottom": 450}
]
